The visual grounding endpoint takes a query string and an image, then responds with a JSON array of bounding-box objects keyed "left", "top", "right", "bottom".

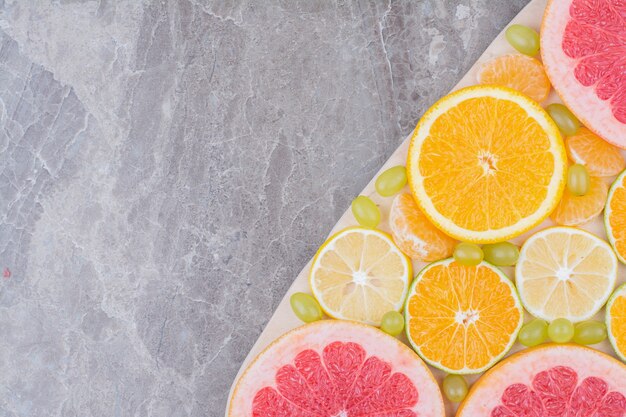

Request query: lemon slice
[
  {"left": 310, "top": 227, "right": 412, "bottom": 325},
  {"left": 516, "top": 227, "right": 617, "bottom": 322}
]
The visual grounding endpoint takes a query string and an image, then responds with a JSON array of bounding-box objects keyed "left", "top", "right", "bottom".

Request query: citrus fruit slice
[
  {"left": 605, "top": 170, "right": 626, "bottom": 264},
  {"left": 388, "top": 193, "right": 456, "bottom": 262},
  {"left": 228, "top": 320, "right": 445, "bottom": 417},
  {"left": 541, "top": 0, "right": 626, "bottom": 148},
  {"left": 309, "top": 227, "right": 411, "bottom": 325},
  {"left": 516, "top": 227, "right": 618, "bottom": 322},
  {"left": 551, "top": 175, "right": 608, "bottom": 226},
  {"left": 405, "top": 258, "right": 523, "bottom": 374},
  {"left": 607, "top": 283, "right": 626, "bottom": 362},
  {"left": 407, "top": 85, "right": 566, "bottom": 244},
  {"left": 566, "top": 127, "right": 626, "bottom": 177},
  {"left": 457, "top": 344, "right": 626, "bottom": 417},
  {"left": 477, "top": 54, "right": 551, "bottom": 102}
]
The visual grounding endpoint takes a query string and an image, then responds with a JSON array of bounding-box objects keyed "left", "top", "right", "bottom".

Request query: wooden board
[{"left": 226, "top": 0, "right": 625, "bottom": 415}]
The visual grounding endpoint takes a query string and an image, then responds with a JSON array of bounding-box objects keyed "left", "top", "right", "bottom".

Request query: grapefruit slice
[
  {"left": 541, "top": 0, "right": 626, "bottom": 148},
  {"left": 228, "top": 320, "right": 445, "bottom": 417},
  {"left": 607, "top": 283, "right": 626, "bottom": 362},
  {"left": 457, "top": 344, "right": 626, "bottom": 417},
  {"left": 605, "top": 170, "right": 626, "bottom": 264}
]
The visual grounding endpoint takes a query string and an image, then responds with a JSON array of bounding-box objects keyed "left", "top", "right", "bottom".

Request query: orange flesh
[
  {"left": 610, "top": 293, "right": 626, "bottom": 357},
  {"left": 608, "top": 176, "right": 626, "bottom": 260},
  {"left": 566, "top": 128, "right": 625, "bottom": 177},
  {"left": 477, "top": 54, "right": 551, "bottom": 102},
  {"left": 551, "top": 175, "right": 607, "bottom": 226}
]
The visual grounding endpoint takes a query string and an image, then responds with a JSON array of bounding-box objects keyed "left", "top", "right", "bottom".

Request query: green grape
[
  {"left": 546, "top": 103, "right": 581, "bottom": 136},
  {"left": 548, "top": 318, "right": 575, "bottom": 343},
  {"left": 376, "top": 166, "right": 408, "bottom": 197},
  {"left": 351, "top": 196, "right": 381, "bottom": 228},
  {"left": 518, "top": 319, "right": 548, "bottom": 347},
  {"left": 567, "top": 164, "right": 590, "bottom": 196},
  {"left": 573, "top": 320, "right": 607, "bottom": 345},
  {"left": 290, "top": 292, "right": 323, "bottom": 323},
  {"left": 505, "top": 24, "right": 540, "bottom": 56},
  {"left": 443, "top": 374, "right": 469, "bottom": 403},
  {"left": 453, "top": 243, "right": 484, "bottom": 266},
  {"left": 482, "top": 242, "right": 519, "bottom": 266},
  {"left": 380, "top": 311, "right": 405, "bottom": 336}
]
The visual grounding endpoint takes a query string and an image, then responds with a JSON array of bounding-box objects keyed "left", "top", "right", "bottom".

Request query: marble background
[{"left": 0, "top": 1, "right": 529, "bottom": 416}]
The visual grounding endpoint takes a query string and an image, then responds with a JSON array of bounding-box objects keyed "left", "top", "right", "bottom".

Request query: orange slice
[
  {"left": 566, "top": 127, "right": 626, "bottom": 177},
  {"left": 405, "top": 259, "right": 523, "bottom": 374},
  {"left": 607, "top": 283, "right": 626, "bottom": 362},
  {"left": 551, "top": 175, "right": 608, "bottom": 226},
  {"left": 388, "top": 193, "right": 456, "bottom": 262},
  {"left": 407, "top": 85, "right": 566, "bottom": 243},
  {"left": 605, "top": 170, "right": 626, "bottom": 264},
  {"left": 477, "top": 54, "right": 551, "bottom": 102}
]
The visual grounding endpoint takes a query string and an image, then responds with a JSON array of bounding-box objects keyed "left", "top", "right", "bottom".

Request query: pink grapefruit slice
[
  {"left": 541, "top": 0, "right": 626, "bottom": 148},
  {"left": 228, "top": 320, "right": 444, "bottom": 417},
  {"left": 457, "top": 344, "right": 626, "bottom": 417}
]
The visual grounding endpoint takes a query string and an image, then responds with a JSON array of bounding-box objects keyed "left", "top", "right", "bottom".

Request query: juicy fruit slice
[
  {"left": 477, "top": 54, "right": 550, "bottom": 102},
  {"left": 516, "top": 227, "right": 618, "bottom": 322},
  {"left": 407, "top": 85, "right": 566, "bottom": 244},
  {"left": 309, "top": 227, "right": 411, "bottom": 325},
  {"left": 405, "top": 259, "right": 523, "bottom": 374},
  {"left": 551, "top": 175, "right": 608, "bottom": 226},
  {"left": 566, "top": 127, "right": 626, "bottom": 177},
  {"left": 389, "top": 193, "right": 456, "bottom": 262},
  {"left": 228, "top": 320, "right": 445, "bottom": 417},
  {"left": 607, "top": 284, "right": 626, "bottom": 362},
  {"left": 605, "top": 170, "right": 626, "bottom": 263},
  {"left": 457, "top": 344, "right": 626, "bottom": 417},
  {"left": 541, "top": 0, "right": 626, "bottom": 148}
]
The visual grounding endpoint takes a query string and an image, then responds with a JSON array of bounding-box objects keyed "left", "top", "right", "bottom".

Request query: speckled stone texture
[{"left": 0, "top": 1, "right": 529, "bottom": 416}]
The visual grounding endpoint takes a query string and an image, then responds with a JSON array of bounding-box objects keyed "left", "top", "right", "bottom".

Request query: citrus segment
[
  {"left": 477, "top": 54, "right": 551, "bottom": 102},
  {"left": 607, "top": 284, "right": 626, "bottom": 362},
  {"left": 309, "top": 227, "right": 411, "bottom": 325},
  {"left": 229, "top": 321, "right": 445, "bottom": 416},
  {"left": 566, "top": 127, "right": 626, "bottom": 177},
  {"left": 388, "top": 193, "right": 456, "bottom": 262},
  {"left": 551, "top": 175, "right": 608, "bottom": 226},
  {"left": 407, "top": 85, "right": 566, "bottom": 243},
  {"left": 405, "top": 258, "right": 523, "bottom": 374},
  {"left": 516, "top": 227, "right": 617, "bottom": 322},
  {"left": 605, "top": 170, "right": 626, "bottom": 264}
]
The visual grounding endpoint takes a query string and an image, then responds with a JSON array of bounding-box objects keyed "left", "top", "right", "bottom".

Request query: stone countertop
[{"left": 0, "top": 1, "right": 529, "bottom": 416}]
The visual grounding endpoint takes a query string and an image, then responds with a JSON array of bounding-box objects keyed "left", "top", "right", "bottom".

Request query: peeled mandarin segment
[
  {"left": 388, "top": 193, "right": 456, "bottom": 262},
  {"left": 606, "top": 171, "right": 626, "bottom": 264},
  {"left": 551, "top": 176, "right": 608, "bottom": 226},
  {"left": 566, "top": 127, "right": 626, "bottom": 177},
  {"left": 477, "top": 54, "right": 551, "bottom": 102},
  {"left": 405, "top": 259, "right": 522, "bottom": 374},
  {"left": 516, "top": 227, "right": 618, "bottom": 322}
]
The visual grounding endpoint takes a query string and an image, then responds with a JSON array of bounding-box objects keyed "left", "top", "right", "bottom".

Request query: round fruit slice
[
  {"left": 607, "top": 283, "right": 626, "bottom": 362},
  {"left": 541, "top": 0, "right": 626, "bottom": 148},
  {"left": 606, "top": 170, "right": 626, "bottom": 264},
  {"left": 551, "top": 175, "right": 608, "bottom": 226},
  {"left": 407, "top": 85, "right": 566, "bottom": 244},
  {"left": 310, "top": 227, "right": 411, "bottom": 325},
  {"left": 388, "top": 193, "right": 456, "bottom": 262},
  {"left": 477, "top": 54, "right": 551, "bottom": 102},
  {"left": 516, "top": 227, "right": 618, "bottom": 322},
  {"left": 457, "top": 344, "right": 626, "bottom": 417},
  {"left": 228, "top": 320, "right": 445, "bottom": 417},
  {"left": 405, "top": 258, "right": 523, "bottom": 374},
  {"left": 566, "top": 127, "right": 626, "bottom": 177}
]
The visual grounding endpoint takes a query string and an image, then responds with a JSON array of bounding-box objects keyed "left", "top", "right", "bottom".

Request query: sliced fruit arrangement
[
  {"left": 309, "top": 227, "right": 412, "bottom": 326},
  {"left": 541, "top": 0, "right": 626, "bottom": 148},
  {"left": 607, "top": 284, "right": 626, "bottom": 362},
  {"left": 566, "top": 128, "right": 626, "bottom": 177},
  {"left": 229, "top": 320, "right": 445, "bottom": 417},
  {"left": 405, "top": 258, "right": 523, "bottom": 374},
  {"left": 477, "top": 54, "right": 550, "bottom": 102},
  {"left": 388, "top": 193, "right": 456, "bottom": 261},
  {"left": 606, "top": 170, "right": 626, "bottom": 264},
  {"left": 457, "top": 344, "right": 626, "bottom": 417},
  {"left": 516, "top": 227, "right": 618, "bottom": 322},
  {"left": 407, "top": 85, "right": 566, "bottom": 244}
]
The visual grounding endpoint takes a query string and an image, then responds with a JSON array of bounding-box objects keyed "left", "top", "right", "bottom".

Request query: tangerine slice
[
  {"left": 605, "top": 170, "right": 626, "bottom": 263},
  {"left": 477, "top": 54, "right": 551, "bottom": 102},
  {"left": 566, "top": 127, "right": 626, "bottom": 177},
  {"left": 551, "top": 175, "right": 608, "bottom": 226}
]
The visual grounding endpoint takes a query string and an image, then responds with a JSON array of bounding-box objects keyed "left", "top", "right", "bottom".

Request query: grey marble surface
[{"left": 0, "top": 1, "right": 529, "bottom": 416}]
